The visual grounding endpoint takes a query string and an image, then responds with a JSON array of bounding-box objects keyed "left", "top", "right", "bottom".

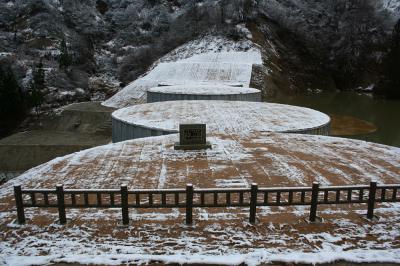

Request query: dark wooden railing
[{"left": 13, "top": 181, "right": 400, "bottom": 225}]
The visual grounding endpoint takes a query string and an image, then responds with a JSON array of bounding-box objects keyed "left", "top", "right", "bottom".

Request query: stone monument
[{"left": 174, "top": 124, "right": 212, "bottom": 150}]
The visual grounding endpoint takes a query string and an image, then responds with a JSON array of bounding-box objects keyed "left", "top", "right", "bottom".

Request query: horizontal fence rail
[{"left": 13, "top": 181, "right": 400, "bottom": 225}]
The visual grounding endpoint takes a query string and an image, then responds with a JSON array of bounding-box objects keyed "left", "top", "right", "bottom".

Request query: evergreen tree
[
  {"left": 29, "top": 59, "right": 46, "bottom": 118},
  {"left": 59, "top": 37, "right": 72, "bottom": 69},
  {"left": 0, "top": 65, "right": 24, "bottom": 118}
]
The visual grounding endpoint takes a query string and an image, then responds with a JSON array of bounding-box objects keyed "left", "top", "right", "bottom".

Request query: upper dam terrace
[{"left": 111, "top": 100, "right": 331, "bottom": 142}]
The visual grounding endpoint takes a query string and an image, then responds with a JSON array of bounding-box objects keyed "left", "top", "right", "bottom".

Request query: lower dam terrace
[{"left": 1, "top": 131, "right": 399, "bottom": 264}]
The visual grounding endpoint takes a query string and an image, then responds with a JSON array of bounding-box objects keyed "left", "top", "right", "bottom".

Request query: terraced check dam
[{"left": 2, "top": 38, "right": 399, "bottom": 266}]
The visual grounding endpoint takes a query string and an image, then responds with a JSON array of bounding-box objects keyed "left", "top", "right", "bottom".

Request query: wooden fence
[{"left": 13, "top": 181, "right": 400, "bottom": 225}]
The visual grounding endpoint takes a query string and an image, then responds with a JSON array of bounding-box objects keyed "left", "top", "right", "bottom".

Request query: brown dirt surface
[
  {"left": 330, "top": 115, "right": 378, "bottom": 136},
  {"left": 1, "top": 132, "right": 399, "bottom": 265}
]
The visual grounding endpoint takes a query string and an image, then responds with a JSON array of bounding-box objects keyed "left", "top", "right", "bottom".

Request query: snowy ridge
[{"left": 157, "top": 35, "right": 260, "bottom": 63}]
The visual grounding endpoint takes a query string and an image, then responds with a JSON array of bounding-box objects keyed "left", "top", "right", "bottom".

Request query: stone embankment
[{"left": 0, "top": 102, "right": 114, "bottom": 182}]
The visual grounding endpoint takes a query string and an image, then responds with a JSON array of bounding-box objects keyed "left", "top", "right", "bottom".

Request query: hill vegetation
[{"left": 0, "top": 0, "right": 399, "bottom": 135}]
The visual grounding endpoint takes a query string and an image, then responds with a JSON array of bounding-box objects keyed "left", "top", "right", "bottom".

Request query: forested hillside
[{"left": 0, "top": 0, "right": 399, "bottom": 136}]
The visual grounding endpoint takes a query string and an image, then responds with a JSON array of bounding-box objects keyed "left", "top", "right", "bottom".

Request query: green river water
[{"left": 267, "top": 91, "right": 400, "bottom": 148}]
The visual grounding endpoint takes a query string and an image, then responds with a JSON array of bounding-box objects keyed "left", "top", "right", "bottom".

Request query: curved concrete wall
[
  {"left": 112, "top": 118, "right": 330, "bottom": 143},
  {"left": 112, "top": 118, "right": 177, "bottom": 143},
  {"left": 283, "top": 122, "right": 331, "bottom": 136},
  {"left": 147, "top": 90, "right": 261, "bottom": 103}
]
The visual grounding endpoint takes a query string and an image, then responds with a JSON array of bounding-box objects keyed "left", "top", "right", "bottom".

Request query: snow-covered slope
[{"left": 102, "top": 37, "right": 262, "bottom": 108}]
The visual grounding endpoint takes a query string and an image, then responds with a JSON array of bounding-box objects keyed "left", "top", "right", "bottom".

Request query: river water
[{"left": 267, "top": 91, "right": 400, "bottom": 148}]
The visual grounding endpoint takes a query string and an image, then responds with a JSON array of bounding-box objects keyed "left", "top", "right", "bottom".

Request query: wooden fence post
[
  {"left": 186, "top": 184, "right": 193, "bottom": 225},
  {"left": 309, "top": 182, "right": 319, "bottom": 222},
  {"left": 249, "top": 183, "right": 258, "bottom": 224},
  {"left": 14, "top": 185, "right": 25, "bottom": 224},
  {"left": 367, "top": 181, "right": 377, "bottom": 219},
  {"left": 121, "top": 184, "right": 129, "bottom": 225},
  {"left": 56, "top": 184, "right": 66, "bottom": 224}
]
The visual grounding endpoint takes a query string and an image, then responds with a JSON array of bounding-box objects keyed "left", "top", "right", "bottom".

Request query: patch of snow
[
  {"left": 380, "top": 0, "right": 400, "bottom": 13},
  {"left": 356, "top": 84, "right": 375, "bottom": 92},
  {"left": 0, "top": 52, "right": 13, "bottom": 57},
  {"left": 215, "top": 178, "right": 248, "bottom": 188},
  {"left": 236, "top": 23, "right": 253, "bottom": 39}
]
